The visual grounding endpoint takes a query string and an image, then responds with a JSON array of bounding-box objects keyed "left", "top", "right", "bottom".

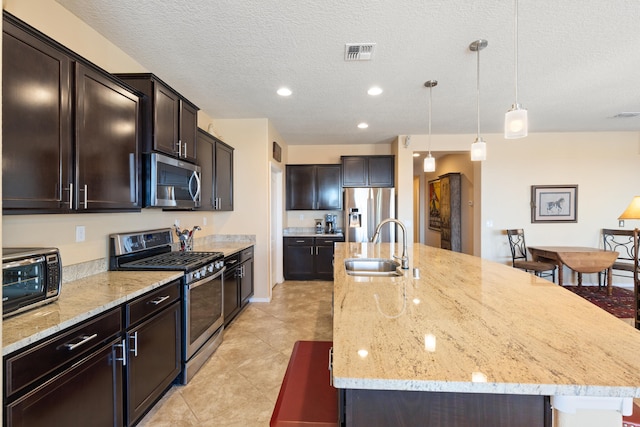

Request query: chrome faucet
[{"left": 371, "top": 218, "right": 409, "bottom": 269}]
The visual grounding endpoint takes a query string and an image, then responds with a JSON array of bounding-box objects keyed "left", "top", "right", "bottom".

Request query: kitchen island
[{"left": 332, "top": 242, "right": 640, "bottom": 426}]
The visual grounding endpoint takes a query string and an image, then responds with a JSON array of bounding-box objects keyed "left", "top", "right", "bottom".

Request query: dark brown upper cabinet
[
  {"left": 196, "top": 128, "right": 234, "bottom": 211},
  {"left": 286, "top": 164, "right": 342, "bottom": 210},
  {"left": 116, "top": 73, "right": 198, "bottom": 163},
  {"left": 2, "top": 12, "right": 141, "bottom": 214},
  {"left": 341, "top": 155, "right": 395, "bottom": 188}
]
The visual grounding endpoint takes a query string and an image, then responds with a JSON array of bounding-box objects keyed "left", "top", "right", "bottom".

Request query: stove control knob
[
  {"left": 200, "top": 267, "right": 207, "bottom": 277},
  {"left": 193, "top": 271, "right": 200, "bottom": 280},
  {"left": 208, "top": 264, "right": 214, "bottom": 273}
]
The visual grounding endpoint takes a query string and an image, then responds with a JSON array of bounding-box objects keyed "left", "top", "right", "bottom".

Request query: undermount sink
[{"left": 344, "top": 258, "right": 402, "bottom": 277}]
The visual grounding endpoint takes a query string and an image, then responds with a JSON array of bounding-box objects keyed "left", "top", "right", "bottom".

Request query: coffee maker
[{"left": 325, "top": 214, "right": 336, "bottom": 234}]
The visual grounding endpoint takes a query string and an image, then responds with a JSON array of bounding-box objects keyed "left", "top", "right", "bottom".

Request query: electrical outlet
[
  {"left": 203, "top": 217, "right": 207, "bottom": 226},
  {"left": 175, "top": 219, "right": 180, "bottom": 227},
  {"left": 75, "top": 225, "right": 86, "bottom": 242},
  {"left": 619, "top": 220, "right": 625, "bottom": 227}
]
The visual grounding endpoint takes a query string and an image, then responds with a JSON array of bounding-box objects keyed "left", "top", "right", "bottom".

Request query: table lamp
[{"left": 619, "top": 196, "right": 640, "bottom": 225}]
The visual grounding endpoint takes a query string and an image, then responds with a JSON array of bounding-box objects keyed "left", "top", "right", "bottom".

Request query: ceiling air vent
[{"left": 345, "top": 43, "right": 376, "bottom": 61}]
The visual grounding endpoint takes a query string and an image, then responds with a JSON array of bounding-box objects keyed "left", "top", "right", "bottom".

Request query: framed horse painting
[{"left": 531, "top": 185, "right": 578, "bottom": 223}]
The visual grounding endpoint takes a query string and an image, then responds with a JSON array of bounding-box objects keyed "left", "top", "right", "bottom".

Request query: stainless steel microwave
[
  {"left": 2, "top": 248, "right": 62, "bottom": 318},
  {"left": 147, "top": 152, "right": 201, "bottom": 209}
]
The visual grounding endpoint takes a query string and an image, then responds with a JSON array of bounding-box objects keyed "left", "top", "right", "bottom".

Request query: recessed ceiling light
[
  {"left": 613, "top": 112, "right": 640, "bottom": 118},
  {"left": 368, "top": 86, "right": 383, "bottom": 96},
  {"left": 277, "top": 87, "right": 292, "bottom": 96},
  {"left": 357, "top": 122, "right": 369, "bottom": 129}
]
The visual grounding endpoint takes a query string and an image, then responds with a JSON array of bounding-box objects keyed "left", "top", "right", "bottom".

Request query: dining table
[{"left": 527, "top": 246, "right": 619, "bottom": 295}]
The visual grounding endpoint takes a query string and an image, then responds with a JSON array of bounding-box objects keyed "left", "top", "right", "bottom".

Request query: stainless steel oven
[{"left": 109, "top": 228, "right": 225, "bottom": 384}]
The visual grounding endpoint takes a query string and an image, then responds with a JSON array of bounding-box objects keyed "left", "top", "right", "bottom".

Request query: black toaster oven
[{"left": 2, "top": 247, "right": 62, "bottom": 317}]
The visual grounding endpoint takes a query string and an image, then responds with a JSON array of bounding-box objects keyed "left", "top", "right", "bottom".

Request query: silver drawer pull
[
  {"left": 149, "top": 295, "right": 170, "bottom": 305},
  {"left": 60, "top": 333, "right": 98, "bottom": 351}
]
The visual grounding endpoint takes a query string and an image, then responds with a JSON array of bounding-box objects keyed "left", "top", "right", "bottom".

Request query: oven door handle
[{"left": 187, "top": 266, "right": 226, "bottom": 290}]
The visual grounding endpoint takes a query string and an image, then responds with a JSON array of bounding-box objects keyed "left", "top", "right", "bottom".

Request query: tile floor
[{"left": 137, "top": 280, "right": 334, "bottom": 427}]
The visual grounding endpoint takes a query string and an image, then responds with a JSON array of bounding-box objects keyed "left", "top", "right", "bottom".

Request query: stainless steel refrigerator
[{"left": 344, "top": 188, "right": 395, "bottom": 242}]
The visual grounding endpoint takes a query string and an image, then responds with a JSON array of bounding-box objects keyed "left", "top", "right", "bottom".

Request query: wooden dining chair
[
  {"left": 506, "top": 229, "right": 556, "bottom": 282},
  {"left": 600, "top": 229, "right": 638, "bottom": 289}
]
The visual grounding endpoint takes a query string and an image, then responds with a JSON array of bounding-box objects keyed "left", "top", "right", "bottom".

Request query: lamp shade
[
  {"left": 618, "top": 196, "right": 640, "bottom": 220},
  {"left": 424, "top": 155, "right": 435, "bottom": 172},
  {"left": 504, "top": 105, "right": 528, "bottom": 138},
  {"left": 471, "top": 137, "right": 486, "bottom": 161}
]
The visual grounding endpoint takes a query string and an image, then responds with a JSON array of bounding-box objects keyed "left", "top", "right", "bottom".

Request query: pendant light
[
  {"left": 469, "top": 39, "right": 487, "bottom": 161},
  {"left": 423, "top": 80, "right": 437, "bottom": 172},
  {"left": 504, "top": 0, "right": 528, "bottom": 138}
]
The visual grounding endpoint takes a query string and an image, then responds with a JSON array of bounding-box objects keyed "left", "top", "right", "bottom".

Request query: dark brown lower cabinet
[
  {"left": 284, "top": 236, "right": 343, "bottom": 280},
  {"left": 6, "top": 337, "right": 124, "bottom": 427},
  {"left": 223, "top": 246, "right": 254, "bottom": 326},
  {"left": 340, "top": 389, "right": 551, "bottom": 427},
  {"left": 126, "top": 301, "right": 181, "bottom": 425}
]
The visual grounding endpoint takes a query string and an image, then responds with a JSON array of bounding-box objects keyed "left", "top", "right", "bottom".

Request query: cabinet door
[
  {"left": 196, "top": 129, "right": 215, "bottom": 209},
  {"left": 75, "top": 63, "right": 140, "bottom": 211},
  {"left": 153, "top": 81, "right": 181, "bottom": 157},
  {"left": 316, "top": 165, "right": 342, "bottom": 210},
  {"left": 341, "top": 157, "right": 368, "bottom": 187},
  {"left": 286, "top": 165, "right": 316, "bottom": 210},
  {"left": 180, "top": 100, "right": 198, "bottom": 162},
  {"left": 2, "top": 18, "right": 72, "bottom": 212},
  {"left": 368, "top": 156, "right": 394, "bottom": 187},
  {"left": 315, "top": 241, "right": 336, "bottom": 280},
  {"left": 223, "top": 265, "right": 240, "bottom": 325},
  {"left": 214, "top": 141, "right": 234, "bottom": 211},
  {"left": 6, "top": 340, "right": 124, "bottom": 427},
  {"left": 284, "top": 239, "right": 315, "bottom": 279},
  {"left": 127, "top": 301, "right": 181, "bottom": 426},
  {"left": 240, "top": 258, "right": 254, "bottom": 305}
]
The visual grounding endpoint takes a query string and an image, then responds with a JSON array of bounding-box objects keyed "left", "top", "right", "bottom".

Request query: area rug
[{"left": 564, "top": 285, "right": 635, "bottom": 319}]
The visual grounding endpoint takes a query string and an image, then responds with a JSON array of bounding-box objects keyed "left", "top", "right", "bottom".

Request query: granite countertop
[
  {"left": 193, "top": 240, "right": 254, "bottom": 255},
  {"left": 3, "top": 270, "right": 182, "bottom": 356},
  {"left": 332, "top": 242, "right": 640, "bottom": 397},
  {"left": 284, "top": 231, "right": 344, "bottom": 238}
]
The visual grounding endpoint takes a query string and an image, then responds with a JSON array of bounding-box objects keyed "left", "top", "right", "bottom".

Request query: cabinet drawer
[
  {"left": 239, "top": 246, "right": 254, "bottom": 263},
  {"left": 5, "top": 307, "right": 122, "bottom": 399},
  {"left": 285, "top": 238, "right": 314, "bottom": 246},
  {"left": 315, "top": 237, "right": 343, "bottom": 246},
  {"left": 127, "top": 280, "right": 181, "bottom": 326}
]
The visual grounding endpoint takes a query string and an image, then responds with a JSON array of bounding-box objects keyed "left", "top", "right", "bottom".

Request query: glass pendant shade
[
  {"left": 470, "top": 137, "right": 486, "bottom": 161},
  {"left": 424, "top": 154, "right": 435, "bottom": 172},
  {"left": 505, "top": 104, "right": 528, "bottom": 138},
  {"left": 618, "top": 196, "right": 640, "bottom": 220}
]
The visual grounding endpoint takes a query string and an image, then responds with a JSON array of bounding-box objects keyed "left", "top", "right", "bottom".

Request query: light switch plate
[
  {"left": 75, "top": 225, "right": 86, "bottom": 242},
  {"left": 619, "top": 220, "right": 625, "bottom": 227}
]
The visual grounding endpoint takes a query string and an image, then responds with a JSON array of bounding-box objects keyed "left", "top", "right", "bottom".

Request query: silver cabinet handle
[
  {"left": 114, "top": 339, "right": 127, "bottom": 366},
  {"left": 60, "top": 333, "right": 97, "bottom": 351},
  {"left": 176, "top": 140, "right": 183, "bottom": 157},
  {"left": 83, "top": 184, "right": 88, "bottom": 209},
  {"left": 183, "top": 142, "right": 187, "bottom": 158},
  {"left": 149, "top": 295, "right": 170, "bottom": 305},
  {"left": 66, "top": 182, "right": 73, "bottom": 208},
  {"left": 329, "top": 347, "right": 334, "bottom": 386},
  {"left": 129, "top": 331, "right": 138, "bottom": 357},
  {"left": 310, "top": 247, "right": 314, "bottom": 255}
]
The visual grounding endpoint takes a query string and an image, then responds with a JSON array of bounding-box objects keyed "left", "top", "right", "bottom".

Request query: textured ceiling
[{"left": 57, "top": 0, "right": 640, "bottom": 145}]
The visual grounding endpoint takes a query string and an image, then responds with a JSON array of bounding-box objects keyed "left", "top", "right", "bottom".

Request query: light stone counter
[
  {"left": 332, "top": 242, "right": 640, "bottom": 398},
  {"left": 2, "top": 270, "right": 182, "bottom": 356}
]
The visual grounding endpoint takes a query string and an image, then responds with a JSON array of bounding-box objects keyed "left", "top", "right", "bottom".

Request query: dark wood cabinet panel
[
  {"left": 286, "top": 165, "right": 316, "bottom": 210},
  {"left": 2, "top": 15, "right": 72, "bottom": 212},
  {"left": 196, "top": 128, "right": 234, "bottom": 211},
  {"left": 239, "top": 248, "right": 254, "bottom": 305},
  {"left": 6, "top": 339, "right": 124, "bottom": 427},
  {"left": 214, "top": 140, "right": 234, "bottom": 211},
  {"left": 116, "top": 73, "right": 199, "bottom": 162},
  {"left": 75, "top": 63, "right": 141, "bottom": 211},
  {"left": 439, "top": 173, "right": 462, "bottom": 252},
  {"left": 2, "top": 12, "right": 141, "bottom": 214},
  {"left": 286, "top": 164, "right": 341, "bottom": 210},
  {"left": 316, "top": 165, "right": 342, "bottom": 210},
  {"left": 126, "top": 300, "right": 181, "bottom": 426},
  {"left": 223, "top": 247, "right": 254, "bottom": 326},
  {"left": 284, "top": 236, "right": 343, "bottom": 280},
  {"left": 180, "top": 101, "right": 198, "bottom": 163},
  {"left": 341, "top": 156, "right": 394, "bottom": 188},
  {"left": 153, "top": 82, "right": 181, "bottom": 156}
]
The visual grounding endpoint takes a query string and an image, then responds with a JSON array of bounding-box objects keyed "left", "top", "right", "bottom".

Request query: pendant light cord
[
  {"left": 514, "top": 0, "right": 519, "bottom": 104},
  {"left": 476, "top": 45, "right": 481, "bottom": 137},
  {"left": 428, "top": 85, "right": 432, "bottom": 155}
]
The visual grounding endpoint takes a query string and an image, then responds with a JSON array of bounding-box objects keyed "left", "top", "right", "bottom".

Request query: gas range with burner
[{"left": 109, "top": 228, "right": 226, "bottom": 384}]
